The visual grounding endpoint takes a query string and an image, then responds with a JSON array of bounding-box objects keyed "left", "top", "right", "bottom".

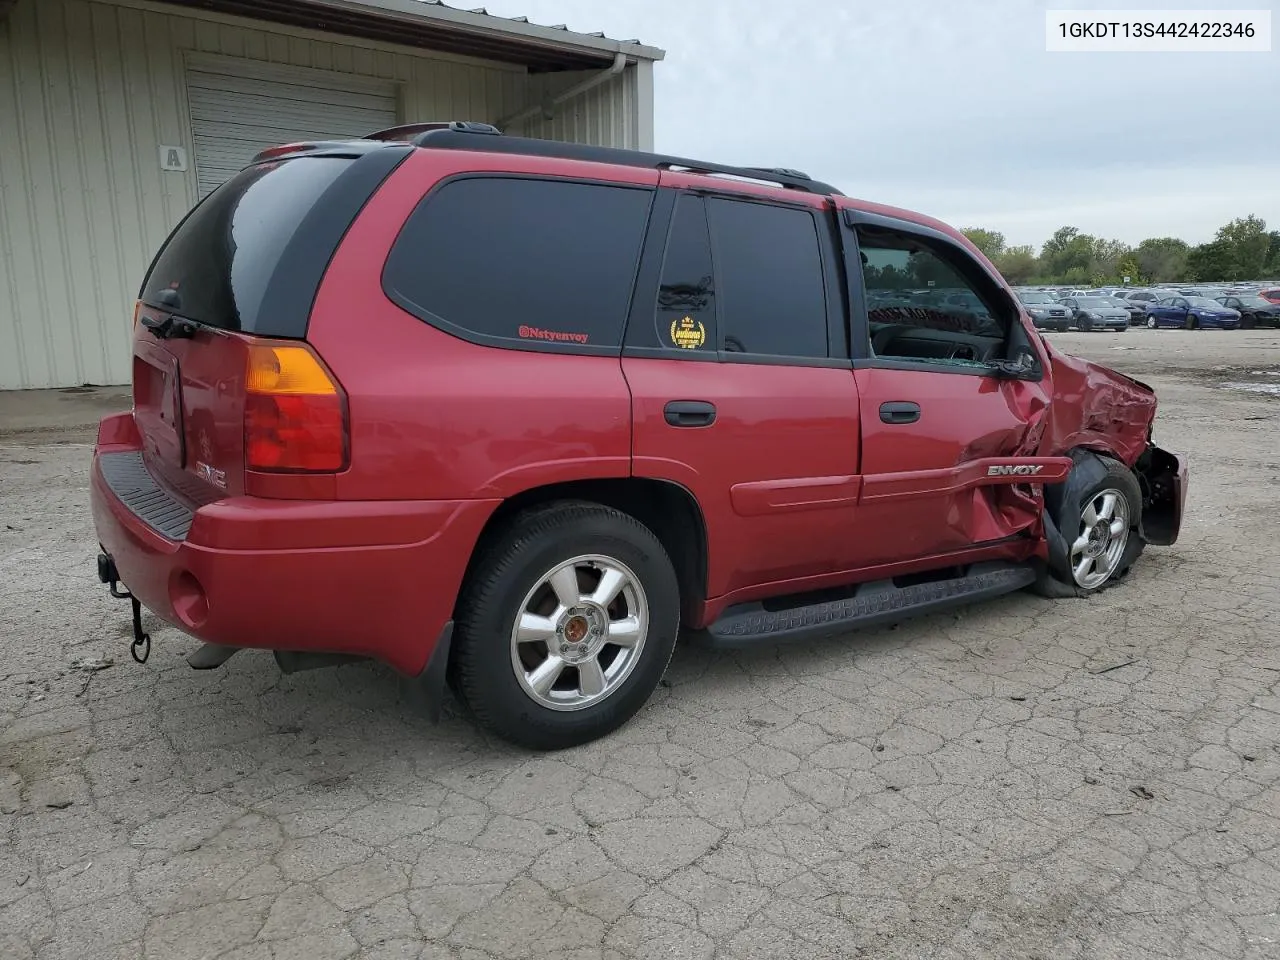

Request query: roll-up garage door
[{"left": 185, "top": 59, "right": 398, "bottom": 198}]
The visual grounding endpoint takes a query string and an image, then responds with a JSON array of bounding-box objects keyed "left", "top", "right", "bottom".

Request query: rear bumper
[{"left": 90, "top": 431, "right": 499, "bottom": 675}]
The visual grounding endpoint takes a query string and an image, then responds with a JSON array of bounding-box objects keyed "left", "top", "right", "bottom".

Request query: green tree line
[{"left": 961, "top": 215, "right": 1280, "bottom": 287}]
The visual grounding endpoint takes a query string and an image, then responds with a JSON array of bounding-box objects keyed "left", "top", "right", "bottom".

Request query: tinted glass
[
  {"left": 384, "top": 177, "right": 653, "bottom": 349},
  {"left": 706, "top": 198, "right": 827, "bottom": 358},
  {"left": 1186, "top": 297, "right": 1223, "bottom": 307},
  {"left": 1076, "top": 297, "right": 1115, "bottom": 307},
  {"left": 653, "top": 194, "right": 717, "bottom": 353},
  {"left": 1018, "top": 293, "right": 1054, "bottom": 304},
  {"left": 141, "top": 157, "right": 352, "bottom": 332}
]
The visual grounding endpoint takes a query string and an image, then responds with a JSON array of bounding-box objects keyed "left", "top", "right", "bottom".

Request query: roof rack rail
[
  {"left": 366, "top": 121, "right": 501, "bottom": 142},
  {"left": 410, "top": 127, "right": 842, "bottom": 196},
  {"left": 748, "top": 167, "right": 812, "bottom": 181}
]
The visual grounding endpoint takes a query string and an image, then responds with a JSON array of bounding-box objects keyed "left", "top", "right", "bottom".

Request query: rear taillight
[{"left": 244, "top": 343, "right": 348, "bottom": 473}]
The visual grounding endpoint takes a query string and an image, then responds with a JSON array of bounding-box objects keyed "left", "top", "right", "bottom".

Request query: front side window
[
  {"left": 383, "top": 177, "right": 653, "bottom": 350},
  {"left": 858, "top": 224, "right": 1012, "bottom": 369}
]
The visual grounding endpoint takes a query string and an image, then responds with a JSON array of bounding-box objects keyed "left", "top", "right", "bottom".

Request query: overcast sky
[{"left": 476, "top": 0, "right": 1279, "bottom": 250}]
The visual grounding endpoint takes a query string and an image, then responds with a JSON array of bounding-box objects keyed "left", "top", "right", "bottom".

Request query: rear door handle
[
  {"left": 664, "top": 400, "right": 717, "bottom": 427},
  {"left": 880, "top": 401, "right": 921, "bottom": 424}
]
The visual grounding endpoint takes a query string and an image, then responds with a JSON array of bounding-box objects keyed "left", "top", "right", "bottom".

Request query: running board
[{"left": 694, "top": 561, "right": 1036, "bottom": 650}]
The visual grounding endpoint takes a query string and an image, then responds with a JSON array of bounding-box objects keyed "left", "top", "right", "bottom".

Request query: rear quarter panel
[{"left": 307, "top": 150, "right": 657, "bottom": 501}]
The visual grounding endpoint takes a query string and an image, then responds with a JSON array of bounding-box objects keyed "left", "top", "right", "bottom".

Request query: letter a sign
[{"left": 159, "top": 145, "right": 189, "bottom": 172}]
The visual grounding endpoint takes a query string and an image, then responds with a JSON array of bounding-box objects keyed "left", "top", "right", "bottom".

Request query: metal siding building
[{"left": 0, "top": 0, "right": 662, "bottom": 389}]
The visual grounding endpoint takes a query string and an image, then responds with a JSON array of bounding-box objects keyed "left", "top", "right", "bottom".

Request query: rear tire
[
  {"left": 1035, "top": 454, "right": 1145, "bottom": 598},
  {"left": 451, "top": 501, "right": 680, "bottom": 750},
  {"left": 1146, "top": 316, "right": 1157, "bottom": 329}
]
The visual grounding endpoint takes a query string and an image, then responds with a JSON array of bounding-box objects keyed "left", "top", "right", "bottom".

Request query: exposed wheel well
[{"left": 460, "top": 478, "right": 708, "bottom": 624}]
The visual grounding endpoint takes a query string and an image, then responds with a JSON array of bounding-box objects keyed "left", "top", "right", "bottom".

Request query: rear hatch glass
[
  {"left": 133, "top": 156, "right": 354, "bottom": 502},
  {"left": 140, "top": 156, "right": 353, "bottom": 334}
]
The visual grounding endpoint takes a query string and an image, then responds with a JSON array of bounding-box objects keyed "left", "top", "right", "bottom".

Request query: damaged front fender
[
  {"left": 1038, "top": 338, "right": 1157, "bottom": 467},
  {"left": 1036, "top": 338, "right": 1188, "bottom": 548}
]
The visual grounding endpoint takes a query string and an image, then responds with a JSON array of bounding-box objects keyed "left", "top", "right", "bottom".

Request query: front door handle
[
  {"left": 880, "top": 401, "right": 921, "bottom": 424},
  {"left": 664, "top": 400, "right": 717, "bottom": 428}
]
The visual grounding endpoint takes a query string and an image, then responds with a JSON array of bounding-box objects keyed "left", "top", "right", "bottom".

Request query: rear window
[
  {"left": 383, "top": 176, "right": 653, "bottom": 351},
  {"left": 140, "top": 157, "right": 353, "bottom": 333}
]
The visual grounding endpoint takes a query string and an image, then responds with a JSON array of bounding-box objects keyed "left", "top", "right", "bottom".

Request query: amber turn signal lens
[{"left": 246, "top": 344, "right": 339, "bottom": 396}]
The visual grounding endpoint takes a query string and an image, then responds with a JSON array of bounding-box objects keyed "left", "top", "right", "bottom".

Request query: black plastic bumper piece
[
  {"left": 98, "top": 451, "right": 194, "bottom": 541},
  {"left": 97, "top": 552, "right": 118, "bottom": 584},
  {"left": 694, "top": 561, "right": 1036, "bottom": 650}
]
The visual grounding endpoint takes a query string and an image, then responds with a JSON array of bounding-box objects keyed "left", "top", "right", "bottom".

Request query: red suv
[{"left": 91, "top": 122, "right": 1188, "bottom": 749}]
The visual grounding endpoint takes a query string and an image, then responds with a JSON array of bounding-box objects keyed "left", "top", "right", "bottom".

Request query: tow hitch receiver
[{"left": 96, "top": 552, "right": 152, "bottom": 664}]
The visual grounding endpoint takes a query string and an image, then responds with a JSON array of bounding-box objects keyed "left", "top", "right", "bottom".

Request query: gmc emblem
[
  {"left": 988, "top": 464, "right": 1044, "bottom": 477},
  {"left": 196, "top": 461, "right": 228, "bottom": 489}
]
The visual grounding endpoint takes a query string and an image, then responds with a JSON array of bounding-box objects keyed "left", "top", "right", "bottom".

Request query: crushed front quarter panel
[{"left": 1037, "top": 337, "right": 1157, "bottom": 466}]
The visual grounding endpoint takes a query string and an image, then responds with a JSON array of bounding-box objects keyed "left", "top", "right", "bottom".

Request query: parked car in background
[
  {"left": 1119, "top": 289, "right": 1164, "bottom": 308},
  {"left": 1178, "top": 287, "right": 1229, "bottom": 300},
  {"left": 1015, "top": 290, "right": 1071, "bottom": 330},
  {"left": 1217, "top": 295, "right": 1280, "bottom": 329},
  {"left": 1145, "top": 296, "right": 1241, "bottom": 329},
  {"left": 1260, "top": 288, "right": 1280, "bottom": 304},
  {"left": 1101, "top": 295, "right": 1147, "bottom": 325},
  {"left": 1060, "top": 296, "right": 1130, "bottom": 331}
]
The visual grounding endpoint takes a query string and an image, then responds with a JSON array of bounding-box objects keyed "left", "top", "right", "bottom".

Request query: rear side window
[
  {"left": 140, "top": 157, "right": 353, "bottom": 333},
  {"left": 653, "top": 194, "right": 717, "bottom": 352},
  {"left": 384, "top": 177, "right": 653, "bottom": 351},
  {"left": 706, "top": 198, "right": 828, "bottom": 358}
]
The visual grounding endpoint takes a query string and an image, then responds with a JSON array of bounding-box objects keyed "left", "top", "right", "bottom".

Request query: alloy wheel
[
  {"left": 509, "top": 554, "right": 649, "bottom": 711},
  {"left": 1070, "top": 489, "right": 1130, "bottom": 589}
]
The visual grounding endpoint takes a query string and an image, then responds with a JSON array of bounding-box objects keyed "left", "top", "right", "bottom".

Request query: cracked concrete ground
[{"left": 2, "top": 329, "right": 1278, "bottom": 960}]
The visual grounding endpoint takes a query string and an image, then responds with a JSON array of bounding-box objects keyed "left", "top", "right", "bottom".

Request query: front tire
[
  {"left": 452, "top": 502, "right": 680, "bottom": 750},
  {"left": 1185, "top": 314, "right": 1198, "bottom": 330},
  {"left": 1036, "top": 455, "right": 1144, "bottom": 598}
]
